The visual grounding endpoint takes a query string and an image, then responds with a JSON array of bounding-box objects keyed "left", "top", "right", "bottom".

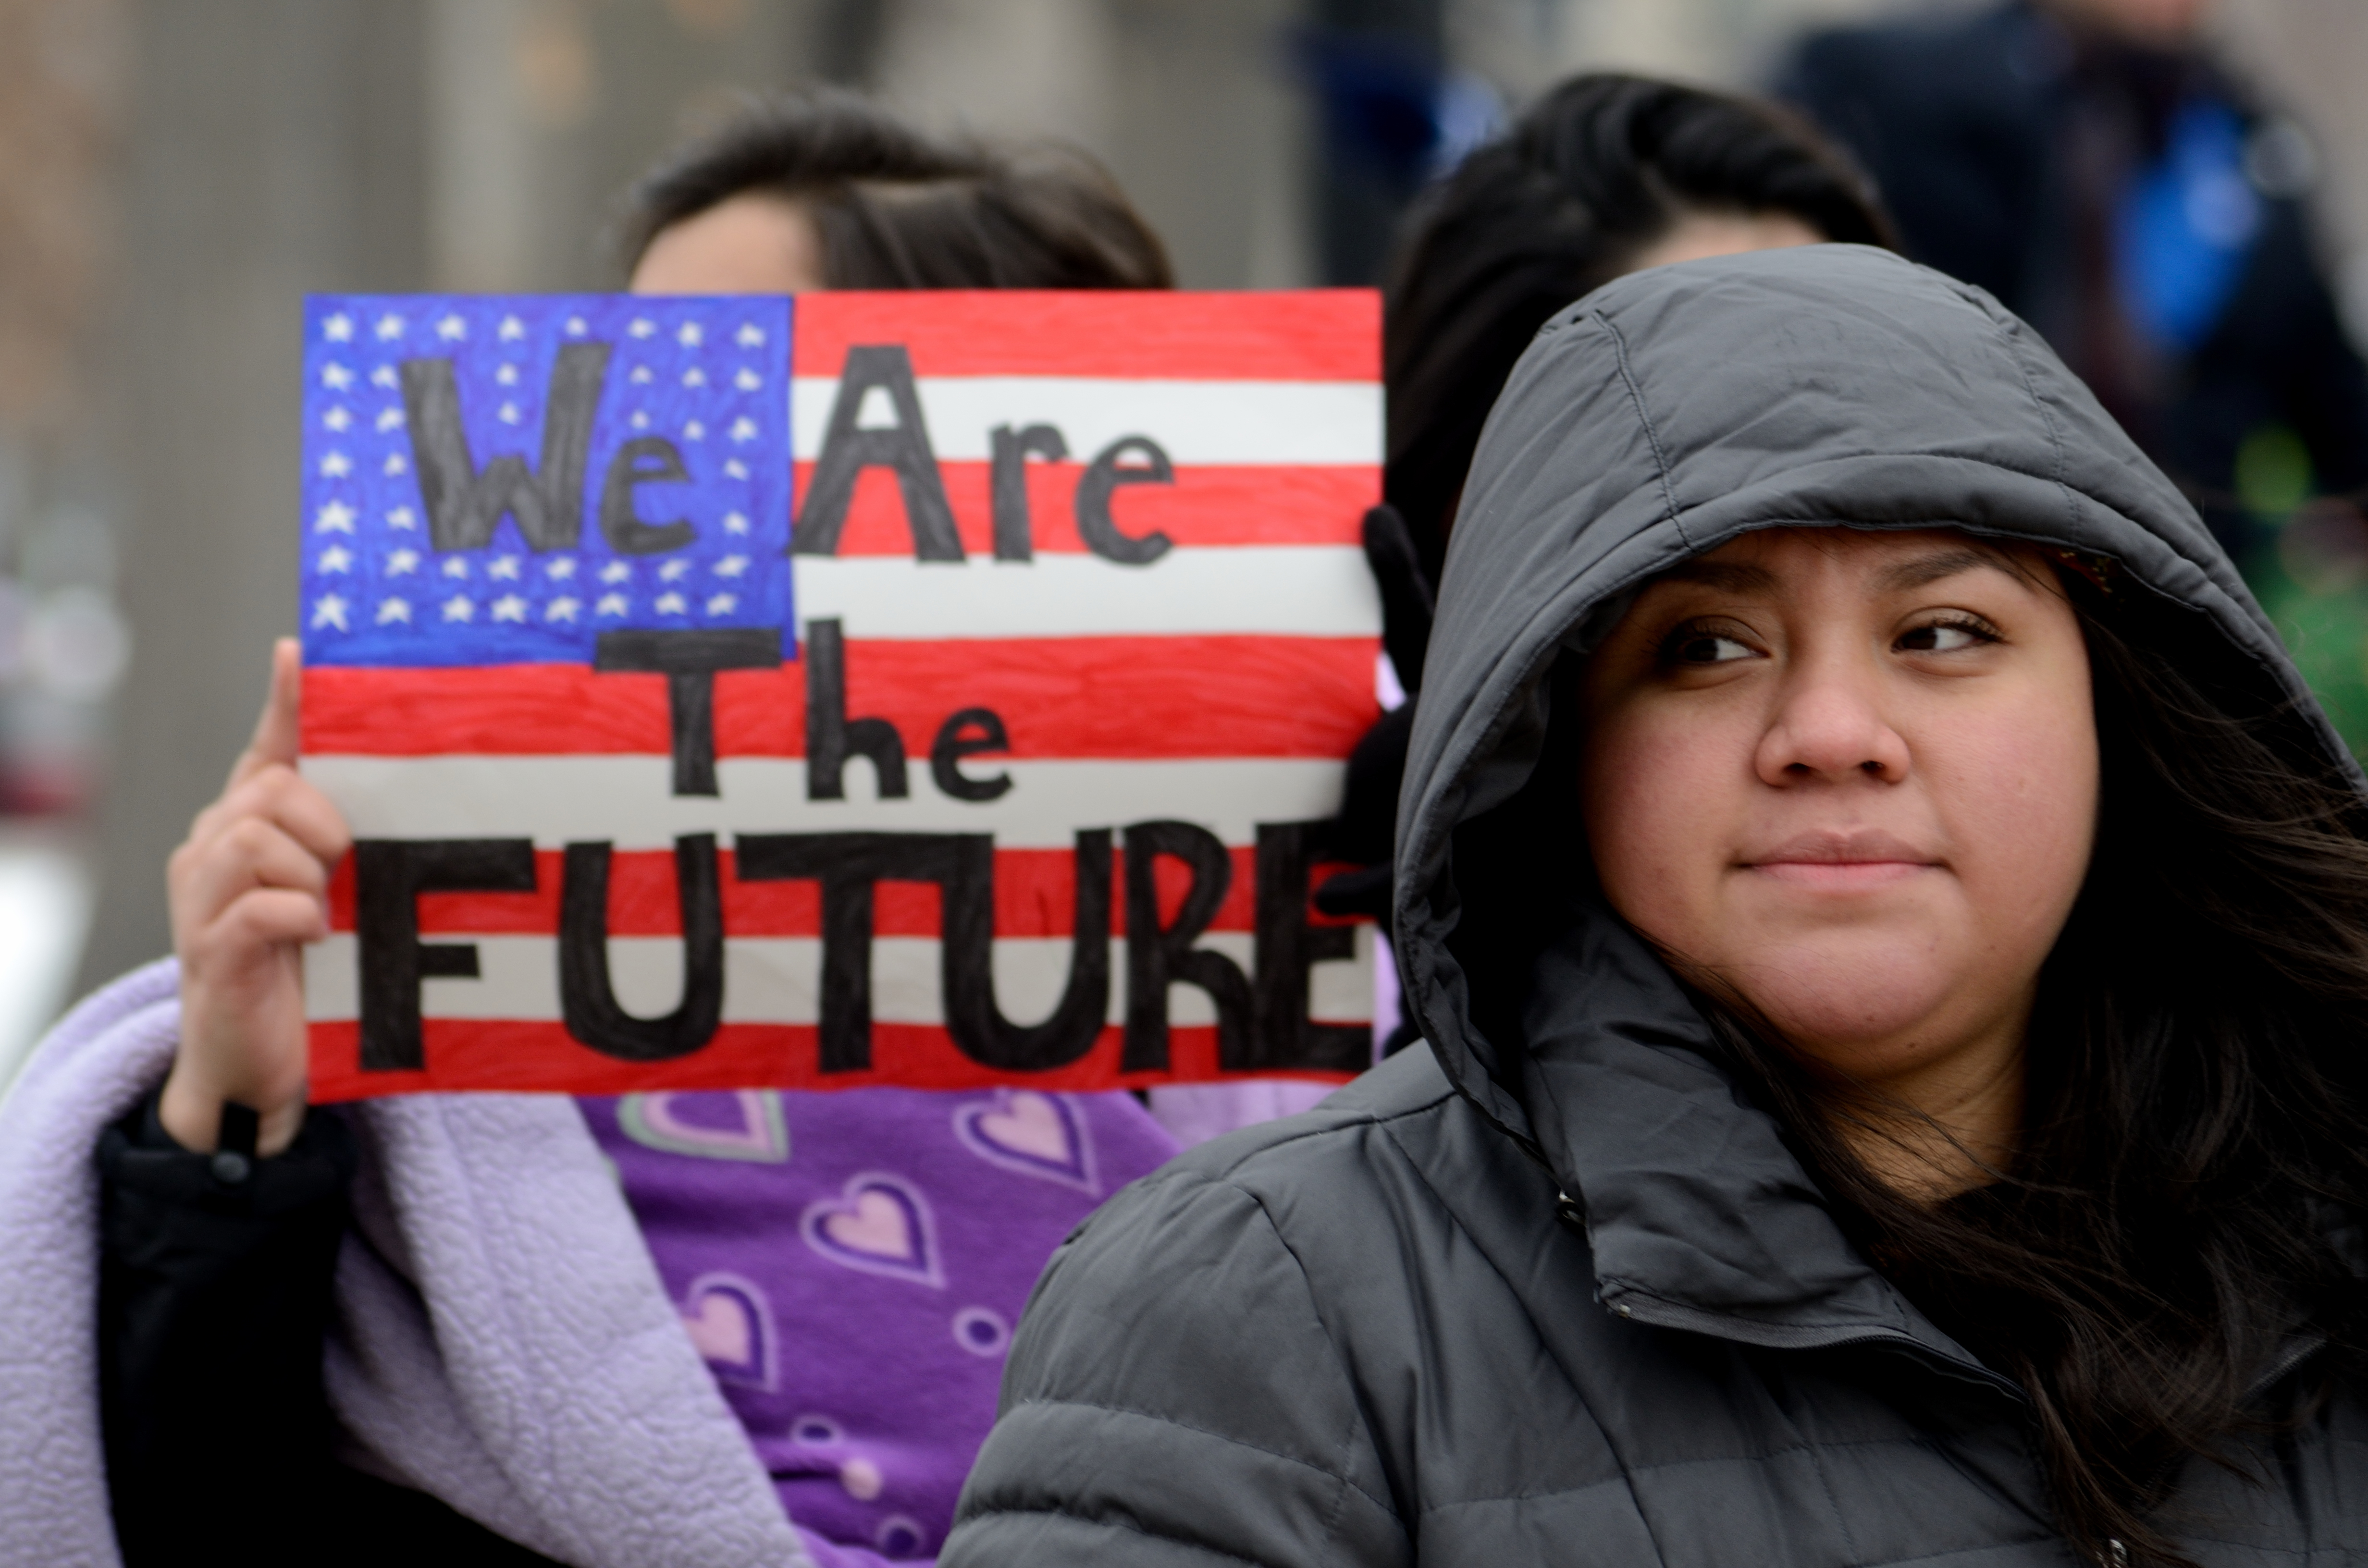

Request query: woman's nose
[{"left": 1753, "top": 662, "right": 1911, "bottom": 786}]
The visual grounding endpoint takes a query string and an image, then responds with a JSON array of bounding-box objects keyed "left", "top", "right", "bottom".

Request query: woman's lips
[
  {"left": 1749, "top": 860, "right": 1932, "bottom": 889},
  {"left": 1739, "top": 830, "right": 1941, "bottom": 889}
]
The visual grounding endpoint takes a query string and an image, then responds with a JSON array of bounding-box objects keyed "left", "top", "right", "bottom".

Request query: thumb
[{"left": 228, "top": 637, "right": 302, "bottom": 784}]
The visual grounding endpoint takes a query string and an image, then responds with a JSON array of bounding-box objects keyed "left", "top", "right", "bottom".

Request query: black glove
[
  {"left": 1363, "top": 503, "right": 1434, "bottom": 695},
  {"left": 1312, "top": 505, "right": 1436, "bottom": 925},
  {"left": 1315, "top": 702, "right": 1413, "bottom": 921}
]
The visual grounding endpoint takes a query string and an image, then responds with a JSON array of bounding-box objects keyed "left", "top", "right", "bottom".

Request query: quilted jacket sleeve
[{"left": 941, "top": 1163, "right": 1412, "bottom": 1568}]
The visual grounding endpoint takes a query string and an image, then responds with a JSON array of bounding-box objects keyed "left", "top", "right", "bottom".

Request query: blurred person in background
[
  {"left": 0, "top": 90, "right": 1310, "bottom": 1568},
  {"left": 1321, "top": 74, "right": 1893, "bottom": 1050},
  {"left": 1381, "top": 74, "right": 1893, "bottom": 593},
  {"left": 1783, "top": 0, "right": 2368, "bottom": 745}
]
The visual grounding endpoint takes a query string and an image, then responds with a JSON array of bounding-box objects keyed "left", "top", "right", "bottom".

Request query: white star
[
  {"left": 655, "top": 591, "right": 688, "bottom": 615},
  {"left": 497, "top": 401, "right": 521, "bottom": 425},
  {"left": 310, "top": 594, "right": 350, "bottom": 632},
  {"left": 629, "top": 318, "right": 656, "bottom": 339},
  {"left": 545, "top": 596, "right": 581, "bottom": 623},
  {"left": 436, "top": 314, "right": 467, "bottom": 341},
  {"left": 629, "top": 411, "right": 649, "bottom": 430},
  {"left": 596, "top": 592, "right": 629, "bottom": 616},
  {"left": 375, "top": 597, "right": 411, "bottom": 625},
  {"left": 317, "top": 545, "right": 354, "bottom": 573},
  {"left": 441, "top": 595, "right": 474, "bottom": 623},
  {"left": 321, "top": 363, "right": 354, "bottom": 390},
  {"left": 499, "top": 314, "right": 526, "bottom": 341},
  {"left": 314, "top": 501, "right": 357, "bottom": 534},
  {"left": 322, "top": 406, "right": 351, "bottom": 431},
  {"left": 723, "top": 511, "right": 749, "bottom": 535},
  {"left": 736, "top": 323, "right": 764, "bottom": 347},
  {"left": 491, "top": 594, "right": 528, "bottom": 623},
  {"left": 565, "top": 316, "right": 588, "bottom": 337},
  {"left": 375, "top": 407, "right": 404, "bottom": 432},
  {"left": 715, "top": 554, "right": 749, "bottom": 577},
  {"left": 629, "top": 366, "right": 653, "bottom": 385},
  {"left": 496, "top": 363, "right": 519, "bottom": 386},
  {"left": 383, "top": 453, "right": 408, "bottom": 476},
  {"left": 442, "top": 556, "right": 469, "bottom": 578},
  {"left": 681, "top": 367, "right": 706, "bottom": 387},
  {"left": 318, "top": 451, "right": 351, "bottom": 478},
  {"left": 544, "top": 557, "right": 577, "bottom": 581},
  {"left": 375, "top": 313, "right": 404, "bottom": 341},
  {"left": 734, "top": 368, "right": 761, "bottom": 392},
  {"left": 724, "top": 460, "right": 749, "bottom": 480},
  {"left": 387, "top": 506, "right": 417, "bottom": 530},
  {"left": 678, "top": 322, "right": 703, "bottom": 347},
  {"left": 683, "top": 419, "right": 705, "bottom": 441},
  {"left": 599, "top": 561, "right": 631, "bottom": 584},
  {"left": 370, "top": 364, "right": 398, "bottom": 389},
  {"left": 658, "top": 558, "right": 691, "bottom": 582},
  {"left": 489, "top": 554, "right": 521, "bottom": 580},
  {"left": 728, "top": 416, "right": 758, "bottom": 442},
  {"left": 705, "top": 592, "right": 738, "bottom": 615},
  {"left": 323, "top": 313, "right": 354, "bottom": 342},
  {"left": 386, "top": 548, "right": 420, "bottom": 575}
]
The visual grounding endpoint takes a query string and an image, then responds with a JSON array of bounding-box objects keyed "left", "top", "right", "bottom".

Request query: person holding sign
[
  {"left": 941, "top": 246, "right": 2368, "bottom": 1565},
  {"left": 0, "top": 95, "right": 1347, "bottom": 1568}
]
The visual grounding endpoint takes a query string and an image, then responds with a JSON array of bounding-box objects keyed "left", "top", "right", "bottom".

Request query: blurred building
[
  {"left": 8, "top": 0, "right": 2362, "bottom": 1085},
  {"left": 0, "top": 0, "right": 129, "bottom": 1089}
]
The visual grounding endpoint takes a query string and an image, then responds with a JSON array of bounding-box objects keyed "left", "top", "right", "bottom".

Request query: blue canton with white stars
[{"left": 299, "top": 294, "right": 794, "bottom": 668}]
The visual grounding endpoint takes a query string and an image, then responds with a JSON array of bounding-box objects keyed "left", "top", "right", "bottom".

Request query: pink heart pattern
[
  {"left": 680, "top": 1272, "right": 776, "bottom": 1388},
  {"left": 618, "top": 1090, "right": 790, "bottom": 1163},
  {"left": 953, "top": 1090, "right": 1098, "bottom": 1194},
  {"left": 800, "top": 1172, "right": 943, "bottom": 1287}
]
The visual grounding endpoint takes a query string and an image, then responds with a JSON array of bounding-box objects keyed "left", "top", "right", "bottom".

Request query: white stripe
[
  {"left": 306, "top": 928, "right": 1374, "bottom": 1027},
  {"left": 300, "top": 756, "right": 1345, "bottom": 848},
  {"left": 790, "top": 377, "right": 1380, "bottom": 467},
  {"left": 791, "top": 547, "right": 1380, "bottom": 639}
]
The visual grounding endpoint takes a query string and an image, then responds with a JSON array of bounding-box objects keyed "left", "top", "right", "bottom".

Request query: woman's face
[{"left": 1579, "top": 528, "right": 2098, "bottom": 1104}]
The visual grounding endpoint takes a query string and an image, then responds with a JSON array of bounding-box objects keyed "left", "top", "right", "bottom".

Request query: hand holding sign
[
  {"left": 164, "top": 638, "right": 352, "bottom": 1152},
  {"left": 297, "top": 291, "right": 1381, "bottom": 1101}
]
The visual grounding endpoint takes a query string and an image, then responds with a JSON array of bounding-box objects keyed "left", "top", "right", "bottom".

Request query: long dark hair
[
  {"left": 1383, "top": 74, "right": 1892, "bottom": 584},
  {"left": 614, "top": 88, "right": 1173, "bottom": 290},
  {"left": 1696, "top": 585, "right": 2368, "bottom": 1567}
]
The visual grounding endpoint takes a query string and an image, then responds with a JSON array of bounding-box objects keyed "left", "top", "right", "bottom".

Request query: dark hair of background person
[
  {"left": 1382, "top": 74, "right": 1893, "bottom": 586},
  {"left": 1456, "top": 579, "right": 2368, "bottom": 1568},
  {"left": 613, "top": 88, "right": 1173, "bottom": 291}
]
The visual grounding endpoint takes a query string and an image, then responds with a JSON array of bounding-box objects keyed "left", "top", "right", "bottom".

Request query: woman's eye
[
  {"left": 1897, "top": 621, "right": 1994, "bottom": 653},
  {"left": 1667, "top": 630, "right": 1757, "bottom": 665}
]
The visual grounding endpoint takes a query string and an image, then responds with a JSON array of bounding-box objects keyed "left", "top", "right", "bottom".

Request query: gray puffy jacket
[{"left": 941, "top": 246, "right": 2368, "bottom": 1566}]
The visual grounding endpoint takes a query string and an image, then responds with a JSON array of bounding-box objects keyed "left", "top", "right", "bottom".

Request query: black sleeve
[{"left": 97, "top": 1094, "right": 559, "bottom": 1567}]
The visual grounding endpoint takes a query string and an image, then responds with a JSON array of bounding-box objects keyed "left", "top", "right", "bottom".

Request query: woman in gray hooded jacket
[{"left": 940, "top": 243, "right": 2368, "bottom": 1568}]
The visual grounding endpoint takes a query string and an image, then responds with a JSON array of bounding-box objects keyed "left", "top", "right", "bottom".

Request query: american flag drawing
[{"left": 300, "top": 291, "right": 1382, "bottom": 1101}]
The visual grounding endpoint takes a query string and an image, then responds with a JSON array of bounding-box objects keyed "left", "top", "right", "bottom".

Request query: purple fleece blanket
[{"left": 0, "top": 960, "right": 812, "bottom": 1568}]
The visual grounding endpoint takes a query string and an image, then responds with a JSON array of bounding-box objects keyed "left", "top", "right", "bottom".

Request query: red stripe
[
  {"left": 308, "top": 1020, "right": 1357, "bottom": 1102},
  {"left": 792, "top": 292, "right": 1379, "bottom": 381},
  {"left": 326, "top": 847, "right": 1365, "bottom": 937},
  {"left": 804, "top": 461, "right": 1377, "bottom": 556},
  {"left": 304, "top": 637, "right": 1380, "bottom": 760}
]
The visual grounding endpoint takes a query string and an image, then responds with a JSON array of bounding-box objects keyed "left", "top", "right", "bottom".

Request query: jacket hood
[{"left": 1392, "top": 244, "right": 2355, "bottom": 1342}]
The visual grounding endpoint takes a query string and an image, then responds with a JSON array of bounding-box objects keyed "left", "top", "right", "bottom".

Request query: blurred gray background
[{"left": 0, "top": 0, "right": 2362, "bottom": 1084}]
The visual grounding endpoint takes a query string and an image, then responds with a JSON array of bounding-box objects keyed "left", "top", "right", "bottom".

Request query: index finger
[{"left": 227, "top": 637, "right": 301, "bottom": 789}]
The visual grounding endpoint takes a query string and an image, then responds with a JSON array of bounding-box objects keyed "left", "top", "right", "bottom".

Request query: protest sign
[{"left": 299, "top": 291, "right": 1382, "bottom": 1101}]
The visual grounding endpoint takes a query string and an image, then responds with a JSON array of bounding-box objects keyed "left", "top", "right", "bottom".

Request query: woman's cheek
[
  {"left": 1582, "top": 707, "right": 1730, "bottom": 941},
  {"left": 1922, "top": 679, "right": 2099, "bottom": 942}
]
